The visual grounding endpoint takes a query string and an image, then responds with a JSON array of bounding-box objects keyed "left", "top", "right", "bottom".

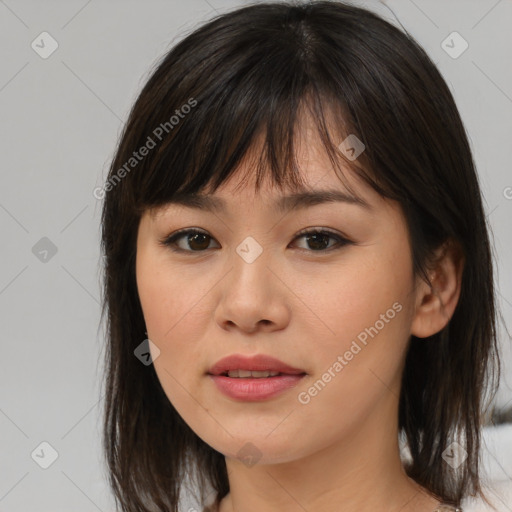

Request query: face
[{"left": 135, "top": 127, "right": 424, "bottom": 466}]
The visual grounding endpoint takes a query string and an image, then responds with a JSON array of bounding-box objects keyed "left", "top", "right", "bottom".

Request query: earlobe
[{"left": 410, "top": 239, "right": 465, "bottom": 339}]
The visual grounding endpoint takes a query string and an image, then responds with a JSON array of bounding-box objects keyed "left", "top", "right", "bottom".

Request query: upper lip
[{"left": 208, "top": 354, "right": 307, "bottom": 376}]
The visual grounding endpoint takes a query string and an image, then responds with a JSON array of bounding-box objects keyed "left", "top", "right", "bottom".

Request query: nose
[{"left": 213, "top": 246, "right": 291, "bottom": 334}]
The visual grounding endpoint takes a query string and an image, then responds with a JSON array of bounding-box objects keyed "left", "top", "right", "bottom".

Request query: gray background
[{"left": 0, "top": 1, "right": 511, "bottom": 511}]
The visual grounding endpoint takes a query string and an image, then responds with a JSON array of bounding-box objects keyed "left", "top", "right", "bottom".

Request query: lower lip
[{"left": 209, "top": 374, "right": 306, "bottom": 401}]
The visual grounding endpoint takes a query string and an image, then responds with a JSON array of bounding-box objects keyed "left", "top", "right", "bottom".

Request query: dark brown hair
[{"left": 99, "top": 1, "right": 502, "bottom": 510}]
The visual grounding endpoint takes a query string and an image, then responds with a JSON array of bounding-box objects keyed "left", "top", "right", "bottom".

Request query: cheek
[
  {"left": 294, "top": 253, "right": 411, "bottom": 349},
  {"left": 137, "top": 250, "right": 201, "bottom": 340},
  {"left": 136, "top": 254, "right": 213, "bottom": 391},
  {"left": 291, "top": 242, "right": 414, "bottom": 398},
  {"left": 136, "top": 262, "right": 174, "bottom": 339}
]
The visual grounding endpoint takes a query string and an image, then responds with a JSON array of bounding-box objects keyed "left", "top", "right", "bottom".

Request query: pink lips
[{"left": 207, "top": 353, "right": 307, "bottom": 401}]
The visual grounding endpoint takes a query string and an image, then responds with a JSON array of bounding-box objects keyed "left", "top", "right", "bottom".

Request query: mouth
[{"left": 206, "top": 354, "right": 307, "bottom": 401}]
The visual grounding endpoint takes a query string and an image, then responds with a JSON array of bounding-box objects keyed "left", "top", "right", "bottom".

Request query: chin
[{"left": 203, "top": 430, "right": 306, "bottom": 466}]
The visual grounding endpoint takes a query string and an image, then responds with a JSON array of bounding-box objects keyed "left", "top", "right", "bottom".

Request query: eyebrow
[{"left": 160, "top": 189, "right": 373, "bottom": 214}]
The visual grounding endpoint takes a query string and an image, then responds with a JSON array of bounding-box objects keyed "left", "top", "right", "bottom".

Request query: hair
[{"left": 98, "top": 1, "right": 502, "bottom": 511}]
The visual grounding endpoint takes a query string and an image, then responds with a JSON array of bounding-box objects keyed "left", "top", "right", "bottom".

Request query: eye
[
  {"left": 159, "top": 228, "right": 219, "bottom": 252},
  {"left": 291, "top": 228, "right": 352, "bottom": 252},
  {"left": 158, "top": 227, "right": 352, "bottom": 254}
]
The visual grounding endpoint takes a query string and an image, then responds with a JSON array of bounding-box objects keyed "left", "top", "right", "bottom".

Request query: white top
[{"left": 460, "top": 479, "right": 512, "bottom": 511}]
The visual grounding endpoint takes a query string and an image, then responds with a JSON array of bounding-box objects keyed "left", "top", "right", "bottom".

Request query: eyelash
[{"left": 158, "top": 227, "right": 352, "bottom": 255}]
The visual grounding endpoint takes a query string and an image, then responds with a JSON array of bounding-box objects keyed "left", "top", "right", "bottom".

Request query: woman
[{"left": 99, "top": 1, "right": 502, "bottom": 511}]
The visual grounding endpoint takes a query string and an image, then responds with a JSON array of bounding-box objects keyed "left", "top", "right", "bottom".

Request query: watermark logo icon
[
  {"left": 31, "top": 441, "right": 59, "bottom": 469},
  {"left": 134, "top": 338, "right": 161, "bottom": 365},
  {"left": 236, "top": 236, "right": 263, "bottom": 264},
  {"left": 442, "top": 441, "right": 468, "bottom": 469},
  {"left": 338, "top": 134, "right": 365, "bottom": 161},
  {"left": 236, "top": 442, "right": 263, "bottom": 467},
  {"left": 31, "top": 32, "right": 59, "bottom": 59},
  {"left": 441, "top": 32, "right": 468, "bottom": 59},
  {"left": 32, "top": 237, "right": 58, "bottom": 263}
]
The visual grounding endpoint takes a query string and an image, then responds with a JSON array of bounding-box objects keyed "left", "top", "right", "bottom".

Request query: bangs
[{"left": 119, "top": 29, "right": 394, "bottom": 218}]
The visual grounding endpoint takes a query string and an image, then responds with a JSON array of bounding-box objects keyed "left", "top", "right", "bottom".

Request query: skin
[{"left": 136, "top": 120, "right": 464, "bottom": 512}]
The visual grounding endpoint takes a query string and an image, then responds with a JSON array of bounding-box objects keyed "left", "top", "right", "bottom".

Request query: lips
[
  {"left": 207, "top": 353, "right": 307, "bottom": 401},
  {"left": 208, "top": 353, "right": 306, "bottom": 377}
]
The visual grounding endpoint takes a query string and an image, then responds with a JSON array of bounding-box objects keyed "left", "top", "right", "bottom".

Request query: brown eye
[
  {"left": 291, "top": 229, "right": 351, "bottom": 252},
  {"left": 159, "top": 229, "right": 218, "bottom": 252}
]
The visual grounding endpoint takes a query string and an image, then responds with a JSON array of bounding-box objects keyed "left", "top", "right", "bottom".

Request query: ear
[{"left": 411, "top": 239, "right": 465, "bottom": 338}]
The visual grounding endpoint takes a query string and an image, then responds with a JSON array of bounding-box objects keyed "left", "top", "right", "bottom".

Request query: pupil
[
  {"left": 308, "top": 233, "right": 329, "bottom": 250},
  {"left": 190, "top": 233, "right": 210, "bottom": 250}
]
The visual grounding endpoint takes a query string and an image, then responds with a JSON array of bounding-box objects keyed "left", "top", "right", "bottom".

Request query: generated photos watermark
[
  {"left": 297, "top": 301, "right": 403, "bottom": 404},
  {"left": 93, "top": 97, "right": 197, "bottom": 200}
]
